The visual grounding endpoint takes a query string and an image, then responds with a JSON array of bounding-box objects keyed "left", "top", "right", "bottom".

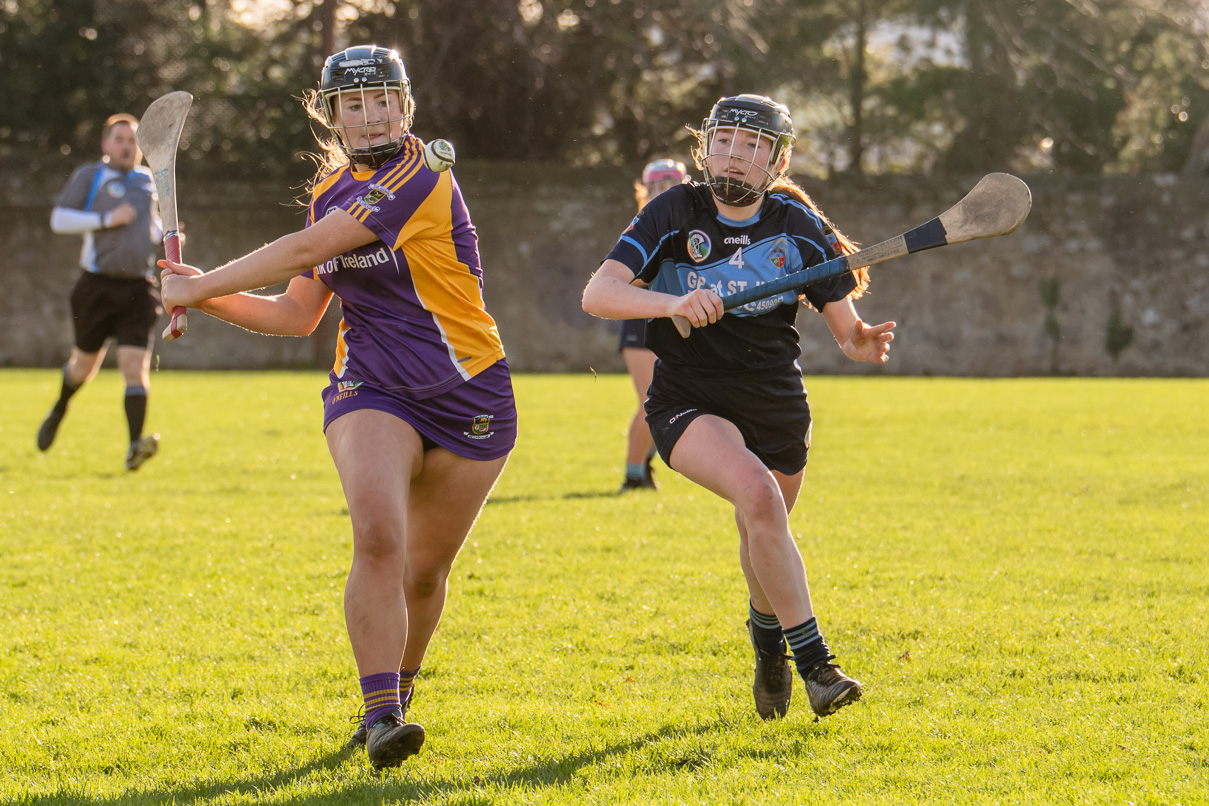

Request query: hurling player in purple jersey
[
  {"left": 160, "top": 46, "right": 516, "bottom": 769},
  {"left": 617, "top": 158, "right": 691, "bottom": 492},
  {"left": 583, "top": 95, "right": 895, "bottom": 722}
]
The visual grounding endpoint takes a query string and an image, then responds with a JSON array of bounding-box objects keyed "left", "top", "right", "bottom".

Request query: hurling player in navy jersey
[
  {"left": 617, "top": 158, "right": 690, "bottom": 492},
  {"left": 160, "top": 46, "right": 516, "bottom": 768},
  {"left": 583, "top": 95, "right": 895, "bottom": 721}
]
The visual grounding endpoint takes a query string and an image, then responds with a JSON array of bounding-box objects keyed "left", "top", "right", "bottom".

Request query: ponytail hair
[{"left": 768, "top": 176, "right": 869, "bottom": 298}]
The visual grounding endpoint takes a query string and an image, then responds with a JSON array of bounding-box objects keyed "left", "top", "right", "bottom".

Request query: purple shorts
[{"left": 322, "top": 360, "right": 517, "bottom": 461}]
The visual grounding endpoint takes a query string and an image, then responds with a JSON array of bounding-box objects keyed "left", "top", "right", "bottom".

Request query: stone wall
[{"left": 2, "top": 163, "right": 1206, "bottom": 376}]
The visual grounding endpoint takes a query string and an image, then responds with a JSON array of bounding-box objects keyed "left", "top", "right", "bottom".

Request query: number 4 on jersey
[{"left": 729, "top": 248, "right": 744, "bottom": 270}]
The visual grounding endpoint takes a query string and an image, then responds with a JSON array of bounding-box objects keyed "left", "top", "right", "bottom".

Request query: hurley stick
[
  {"left": 137, "top": 91, "right": 194, "bottom": 341},
  {"left": 672, "top": 172, "right": 1032, "bottom": 337}
]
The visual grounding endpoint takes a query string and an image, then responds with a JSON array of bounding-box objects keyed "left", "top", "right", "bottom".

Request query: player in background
[
  {"left": 38, "top": 112, "right": 162, "bottom": 470},
  {"left": 158, "top": 45, "right": 517, "bottom": 769},
  {"left": 617, "top": 158, "right": 690, "bottom": 492},
  {"left": 583, "top": 95, "right": 895, "bottom": 721}
]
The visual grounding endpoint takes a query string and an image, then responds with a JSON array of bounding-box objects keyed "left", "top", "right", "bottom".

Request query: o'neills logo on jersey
[
  {"left": 687, "top": 230, "right": 711, "bottom": 262},
  {"left": 317, "top": 246, "right": 392, "bottom": 275},
  {"left": 724, "top": 235, "right": 750, "bottom": 245}
]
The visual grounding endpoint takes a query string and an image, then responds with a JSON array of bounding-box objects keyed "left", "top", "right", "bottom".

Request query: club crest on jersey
[
  {"left": 623, "top": 214, "right": 640, "bottom": 234},
  {"left": 770, "top": 238, "right": 788, "bottom": 270},
  {"left": 362, "top": 183, "right": 396, "bottom": 206},
  {"left": 825, "top": 231, "right": 840, "bottom": 256},
  {"left": 687, "top": 230, "right": 711, "bottom": 263},
  {"left": 466, "top": 414, "right": 494, "bottom": 440},
  {"left": 107, "top": 183, "right": 127, "bottom": 199},
  {"left": 337, "top": 380, "right": 362, "bottom": 391}
]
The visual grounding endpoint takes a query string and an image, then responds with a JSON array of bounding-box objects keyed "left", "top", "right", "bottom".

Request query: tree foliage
[{"left": 2, "top": 0, "right": 1206, "bottom": 177}]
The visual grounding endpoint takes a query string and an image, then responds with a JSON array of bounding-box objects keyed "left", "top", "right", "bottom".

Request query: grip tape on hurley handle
[{"left": 162, "top": 231, "right": 188, "bottom": 341}]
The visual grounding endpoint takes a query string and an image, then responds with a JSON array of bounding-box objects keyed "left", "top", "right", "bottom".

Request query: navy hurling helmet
[
  {"left": 698, "top": 94, "right": 795, "bottom": 206},
  {"left": 319, "top": 45, "right": 415, "bottom": 169}
]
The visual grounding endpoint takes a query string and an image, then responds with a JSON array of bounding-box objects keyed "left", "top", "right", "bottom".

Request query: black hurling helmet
[
  {"left": 698, "top": 94, "right": 795, "bottom": 206},
  {"left": 319, "top": 45, "right": 415, "bottom": 169}
]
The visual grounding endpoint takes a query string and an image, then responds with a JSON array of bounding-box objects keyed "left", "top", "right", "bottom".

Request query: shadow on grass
[
  {"left": 14, "top": 719, "right": 783, "bottom": 805},
  {"left": 486, "top": 489, "right": 624, "bottom": 504},
  {"left": 12, "top": 744, "right": 356, "bottom": 806}
]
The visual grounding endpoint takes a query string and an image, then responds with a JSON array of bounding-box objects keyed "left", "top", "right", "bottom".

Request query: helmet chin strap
[{"left": 715, "top": 189, "right": 763, "bottom": 209}]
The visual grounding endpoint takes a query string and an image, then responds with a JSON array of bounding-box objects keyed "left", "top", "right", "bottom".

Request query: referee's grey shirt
[{"left": 51, "top": 161, "right": 161, "bottom": 280}]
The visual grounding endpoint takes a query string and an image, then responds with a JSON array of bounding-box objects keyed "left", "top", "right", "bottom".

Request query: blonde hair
[
  {"left": 634, "top": 180, "right": 650, "bottom": 211},
  {"left": 768, "top": 176, "right": 868, "bottom": 298}
]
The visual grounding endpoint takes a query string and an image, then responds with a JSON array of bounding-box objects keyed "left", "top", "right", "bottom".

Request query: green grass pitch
[{"left": 1, "top": 369, "right": 1206, "bottom": 804}]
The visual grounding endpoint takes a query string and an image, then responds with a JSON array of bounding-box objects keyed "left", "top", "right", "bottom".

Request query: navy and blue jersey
[{"left": 604, "top": 183, "right": 856, "bottom": 375}]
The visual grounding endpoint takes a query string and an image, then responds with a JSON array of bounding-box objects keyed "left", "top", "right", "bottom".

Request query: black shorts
[
  {"left": 618, "top": 318, "right": 648, "bottom": 352},
  {"left": 645, "top": 362, "right": 813, "bottom": 475},
  {"left": 70, "top": 272, "right": 159, "bottom": 353}
]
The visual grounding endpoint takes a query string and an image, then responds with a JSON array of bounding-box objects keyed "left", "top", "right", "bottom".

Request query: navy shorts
[
  {"left": 618, "top": 318, "right": 648, "bottom": 352},
  {"left": 70, "top": 272, "right": 159, "bottom": 352},
  {"left": 322, "top": 360, "right": 517, "bottom": 461},
  {"left": 645, "top": 363, "right": 812, "bottom": 475}
]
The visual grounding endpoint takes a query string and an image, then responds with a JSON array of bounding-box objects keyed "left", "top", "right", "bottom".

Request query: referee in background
[{"left": 37, "top": 112, "right": 162, "bottom": 470}]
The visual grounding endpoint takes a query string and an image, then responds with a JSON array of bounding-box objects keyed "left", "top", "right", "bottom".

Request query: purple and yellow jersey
[{"left": 303, "top": 135, "right": 505, "bottom": 399}]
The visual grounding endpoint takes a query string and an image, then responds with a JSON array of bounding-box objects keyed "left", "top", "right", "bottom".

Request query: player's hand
[
  {"left": 158, "top": 258, "right": 205, "bottom": 312},
  {"left": 670, "top": 288, "right": 725, "bottom": 330},
  {"left": 107, "top": 203, "right": 136, "bottom": 227},
  {"left": 844, "top": 319, "right": 896, "bottom": 363}
]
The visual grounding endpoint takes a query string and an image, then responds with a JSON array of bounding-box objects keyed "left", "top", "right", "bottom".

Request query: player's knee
[
  {"left": 732, "top": 475, "right": 786, "bottom": 526},
  {"left": 403, "top": 565, "right": 449, "bottom": 599},
  {"left": 351, "top": 522, "right": 406, "bottom": 565}
]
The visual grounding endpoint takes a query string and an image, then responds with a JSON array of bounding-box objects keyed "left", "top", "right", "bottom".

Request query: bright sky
[{"left": 229, "top": 0, "right": 294, "bottom": 28}]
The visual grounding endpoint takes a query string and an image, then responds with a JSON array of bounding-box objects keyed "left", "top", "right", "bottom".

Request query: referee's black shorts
[
  {"left": 70, "top": 271, "right": 159, "bottom": 353},
  {"left": 645, "top": 362, "right": 813, "bottom": 475}
]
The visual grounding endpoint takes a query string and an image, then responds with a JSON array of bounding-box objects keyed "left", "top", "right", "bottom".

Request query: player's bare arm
[
  {"left": 165, "top": 270, "right": 334, "bottom": 337},
  {"left": 583, "top": 258, "right": 724, "bottom": 327},
  {"left": 822, "top": 296, "right": 896, "bottom": 364},
  {"left": 160, "top": 207, "right": 375, "bottom": 312}
]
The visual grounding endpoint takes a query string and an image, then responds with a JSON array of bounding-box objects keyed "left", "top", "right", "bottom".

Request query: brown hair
[
  {"left": 102, "top": 113, "right": 138, "bottom": 140},
  {"left": 301, "top": 89, "right": 351, "bottom": 190},
  {"left": 768, "top": 176, "right": 868, "bottom": 298}
]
